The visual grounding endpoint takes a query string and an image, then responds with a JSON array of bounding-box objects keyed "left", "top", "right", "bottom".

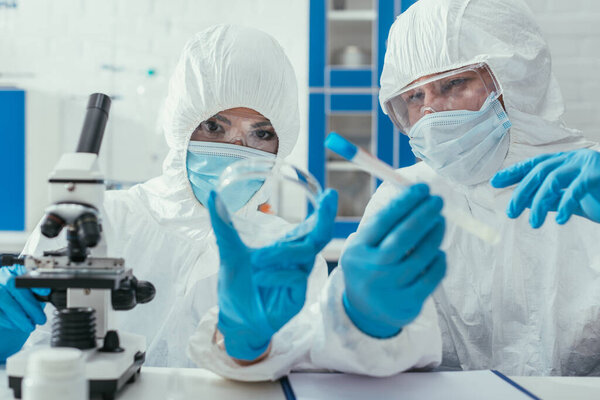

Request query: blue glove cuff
[
  {"left": 221, "top": 331, "right": 271, "bottom": 361},
  {"left": 342, "top": 292, "right": 402, "bottom": 339},
  {"left": 217, "top": 314, "right": 272, "bottom": 361}
]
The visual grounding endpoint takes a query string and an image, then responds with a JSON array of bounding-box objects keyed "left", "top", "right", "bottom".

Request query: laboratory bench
[{"left": 2, "top": 366, "right": 600, "bottom": 399}]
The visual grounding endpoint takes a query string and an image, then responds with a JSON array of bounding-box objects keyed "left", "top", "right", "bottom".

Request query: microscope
[{"left": 2, "top": 93, "right": 156, "bottom": 400}]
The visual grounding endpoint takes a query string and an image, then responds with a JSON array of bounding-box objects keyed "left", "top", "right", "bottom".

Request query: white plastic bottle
[{"left": 22, "top": 348, "right": 88, "bottom": 400}]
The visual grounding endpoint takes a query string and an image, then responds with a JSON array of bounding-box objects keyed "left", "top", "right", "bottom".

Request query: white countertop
[
  {"left": 0, "top": 366, "right": 282, "bottom": 400},
  {"left": 1, "top": 366, "right": 600, "bottom": 399},
  {"left": 112, "top": 367, "right": 283, "bottom": 400},
  {"left": 511, "top": 376, "right": 600, "bottom": 400}
]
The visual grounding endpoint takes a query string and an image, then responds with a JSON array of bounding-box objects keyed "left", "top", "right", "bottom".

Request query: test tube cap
[{"left": 325, "top": 132, "right": 358, "bottom": 161}]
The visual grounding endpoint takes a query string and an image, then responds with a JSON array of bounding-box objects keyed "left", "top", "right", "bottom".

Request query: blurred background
[{"left": 1, "top": 0, "right": 599, "bottom": 255}]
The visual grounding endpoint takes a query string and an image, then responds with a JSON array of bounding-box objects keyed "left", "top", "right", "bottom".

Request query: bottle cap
[{"left": 27, "top": 348, "right": 85, "bottom": 379}]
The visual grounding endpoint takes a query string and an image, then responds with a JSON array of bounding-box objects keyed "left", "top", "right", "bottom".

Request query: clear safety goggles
[
  {"left": 191, "top": 108, "right": 279, "bottom": 153},
  {"left": 383, "top": 63, "right": 502, "bottom": 133}
]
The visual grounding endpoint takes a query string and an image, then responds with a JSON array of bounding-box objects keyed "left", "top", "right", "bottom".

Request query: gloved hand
[
  {"left": 207, "top": 188, "right": 338, "bottom": 361},
  {"left": 341, "top": 183, "right": 446, "bottom": 338},
  {"left": 490, "top": 149, "right": 600, "bottom": 228},
  {"left": 0, "top": 265, "right": 47, "bottom": 363}
]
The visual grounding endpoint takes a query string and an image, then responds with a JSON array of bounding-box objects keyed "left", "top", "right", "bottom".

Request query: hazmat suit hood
[
  {"left": 380, "top": 0, "right": 594, "bottom": 168},
  {"left": 140, "top": 24, "right": 300, "bottom": 238}
]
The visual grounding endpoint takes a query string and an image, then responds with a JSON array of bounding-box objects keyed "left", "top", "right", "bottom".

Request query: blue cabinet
[
  {"left": 0, "top": 88, "right": 26, "bottom": 231},
  {"left": 308, "top": 0, "right": 417, "bottom": 238}
]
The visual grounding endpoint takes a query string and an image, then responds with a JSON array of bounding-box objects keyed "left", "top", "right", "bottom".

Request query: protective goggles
[
  {"left": 383, "top": 63, "right": 502, "bottom": 133},
  {"left": 191, "top": 108, "right": 279, "bottom": 153}
]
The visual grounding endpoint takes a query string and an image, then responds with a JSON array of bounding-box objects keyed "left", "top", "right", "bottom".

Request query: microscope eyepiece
[
  {"left": 76, "top": 93, "right": 111, "bottom": 155},
  {"left": 87, "top": 92, "right": 111, "bottom": 113}
]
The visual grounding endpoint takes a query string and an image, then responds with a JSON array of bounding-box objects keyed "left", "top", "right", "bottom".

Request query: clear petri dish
[{"left": 215, "top": 158, "right": 322, "bottom": 248}]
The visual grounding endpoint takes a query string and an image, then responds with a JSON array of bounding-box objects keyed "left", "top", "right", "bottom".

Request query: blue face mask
[
  {"left": 186, "top": 141, "right": 276, "bottom": 211},
  {"left": 408, "top": 94, "right": 511, "bottom": 186}
]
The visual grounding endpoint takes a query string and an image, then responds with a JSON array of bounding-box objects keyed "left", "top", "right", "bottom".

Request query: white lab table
[
  {"left": 0, "top": 367, "right": 282, "bottom": 400},
  {"left": 511, "top": 376, "right": 600, "bottom": 399},
  {"left": 1, "top": 366, "right": 600, "bottom": 399}
]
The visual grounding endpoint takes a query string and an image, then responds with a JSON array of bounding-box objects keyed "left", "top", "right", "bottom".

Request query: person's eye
[
  {"left": 403, "top": 91, "right": 424, "bottom": 104},
  {"left": 441, "top": 78, "right": 468, "bottom": 93},
  {"left": 201, "top": 120, "right": 223, "bottom": 133},
  {"left": 253, "top": 130, "right": 276, "bottom": 140}
]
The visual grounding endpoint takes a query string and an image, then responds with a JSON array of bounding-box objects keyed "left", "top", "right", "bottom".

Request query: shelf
[
  {"left": 329, "top": 93, "right": 373, "bottom": 112},
  {"left": 327, "top": 110, "right": 373, "bottom": 116},
  {"left": 328, "top": 10, "right": 376, "bottom": 21},
  {"left": 328, "top": 64, "right": 373, "bottom": 69},
  {"left": 326, "top": 161, "right": 362, "bottom": 171},
  {"left": 308, "top": 0, "right": 400, "bottom": 236},
  {"left": 327, "top": 168, "right": 372, "bottom": 218},
  {"left": 327, "top": 65, "right": 373, "bottom": 71},
  {"left": 328, "top": 67, "right": 372, "bottom": 87}
]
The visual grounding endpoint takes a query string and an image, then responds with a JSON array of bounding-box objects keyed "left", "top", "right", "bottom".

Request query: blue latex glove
[
  {"left": 207, "top": 188, "right": 338, "bottom": 361},
  {"left": 490, "top": 149, "right": 600, "bottom": 228},
  {"left": 0, "top": 265, "right": 47, "bottom": 363},
  {"left": 341, "top": 183, "right": 446, "bottom": 338}
]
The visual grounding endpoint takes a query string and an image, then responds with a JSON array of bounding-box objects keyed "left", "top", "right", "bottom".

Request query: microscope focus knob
[
  {"left": 99, "top": 330, "right": 124, "bottom": 353},
  {"left": 112, "top": 284, "right": 136, "bottom": 311},
  {"left": 112, "top": 277, "right": 156, "bottom": 310},
  {"left": 51, "top": 307, "right": 97, "bottom": 350},
  {"left": 136, "top": 280, "right": 156, "bottom": 304}
]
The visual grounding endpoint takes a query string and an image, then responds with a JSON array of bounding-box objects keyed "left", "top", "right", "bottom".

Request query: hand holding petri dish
[{"left": 215, "top": 158, "right": 322, "bottom": 248}]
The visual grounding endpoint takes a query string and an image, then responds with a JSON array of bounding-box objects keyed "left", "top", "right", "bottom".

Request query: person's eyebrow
[
  {"left": 251, "top": 121, "right": 273, "bottom": 129},
  {"left": 213, "top": 114, "right": 232, "bottom": 125}
]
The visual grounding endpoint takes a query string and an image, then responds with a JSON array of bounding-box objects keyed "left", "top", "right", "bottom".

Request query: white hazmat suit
[
  {"left": 23, "top": 25, "right": 441, "bottom": 380},
  {"left": 369, "top": 0, "right": 600, "bottom": 376}
]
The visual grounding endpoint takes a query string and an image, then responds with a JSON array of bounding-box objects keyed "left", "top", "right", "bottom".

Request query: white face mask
[{"left": 408, "top": 94, "right": 511, "bottom": 186}]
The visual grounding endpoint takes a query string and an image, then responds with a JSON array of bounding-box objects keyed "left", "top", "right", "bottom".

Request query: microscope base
[{"left": 7, "top": 332, "right": 146, "bottom": 400}]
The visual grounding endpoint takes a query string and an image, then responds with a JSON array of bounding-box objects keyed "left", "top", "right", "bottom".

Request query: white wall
[
  {"left": 525, "top": 0, "right": 600, "bottom": 141},
  {"left": 0, "top": 0, "right": 310, "bottom": 232}
]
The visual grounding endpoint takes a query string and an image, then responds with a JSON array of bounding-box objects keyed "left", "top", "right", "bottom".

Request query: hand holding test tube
[{"left": 325, "top": 132, "right": 500, "bottom": 244}]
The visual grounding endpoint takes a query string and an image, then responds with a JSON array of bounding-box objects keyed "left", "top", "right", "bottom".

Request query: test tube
[{"left": 325, "top": 132, "right": 500, "bottom": 244}]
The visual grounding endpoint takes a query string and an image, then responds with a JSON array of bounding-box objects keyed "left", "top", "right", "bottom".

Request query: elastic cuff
[
  {"left": 342, "top": 292, "right": 402, "bottom": 339},
  {"left": 222, "top": 334, "right": 271, "bottom": 361},
  {"left": 217, "top": 309, "right": 274, "bottom": 362}
]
